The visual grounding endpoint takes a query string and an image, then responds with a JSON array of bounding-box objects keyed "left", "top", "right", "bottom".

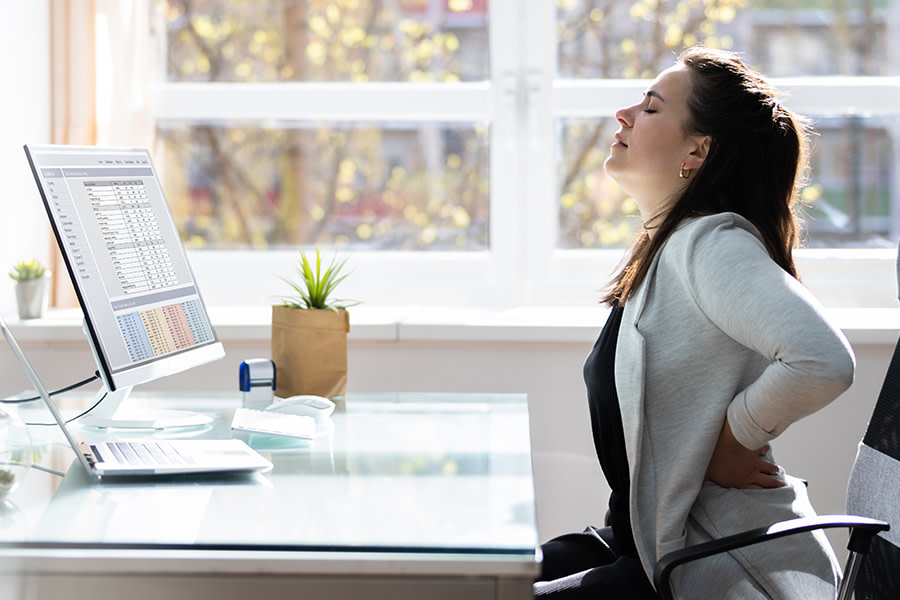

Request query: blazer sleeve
[{"left": 672, "top": 214, "right": 855, "bottom": 451}]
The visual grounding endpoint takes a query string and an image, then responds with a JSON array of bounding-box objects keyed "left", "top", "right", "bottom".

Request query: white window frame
[
  {"left": 152, "top": 0, "right": 526, "bottom": 308},
  {"left": 146, "top": 1, "right": 900, "bottom": 309}
]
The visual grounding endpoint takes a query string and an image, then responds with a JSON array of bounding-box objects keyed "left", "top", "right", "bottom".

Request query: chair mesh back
[
  {"left": 863, "top": 337, "right": 900, "bottom": 461},
  {"left": 854, "top": 535, "right": 900, "bottom": 600},
  {"left": 852, "top": 335, "right": 900, "bottom": 598}
]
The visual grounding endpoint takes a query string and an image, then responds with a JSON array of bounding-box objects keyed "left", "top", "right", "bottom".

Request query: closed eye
[{"left": 642, "top": 89, "right": 665, "bottom": 114}]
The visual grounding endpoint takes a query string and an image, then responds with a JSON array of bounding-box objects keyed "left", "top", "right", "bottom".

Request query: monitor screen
[{"left": 23, "top": 145, "right": 224, "bottom": 392}]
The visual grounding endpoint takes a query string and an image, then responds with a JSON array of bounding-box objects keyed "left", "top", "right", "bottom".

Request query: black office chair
[
  {"left": 653, "top": 516, "right": 887, "bottom": 600},
  {"left": 840, "top": 243, "right": 900, "bottom": 599},
  {"left": 844, "top": 332, "right": 900, "bottom": 599},
  {"left": 653, "top": 335, "right": 900, "bottom": 598}
]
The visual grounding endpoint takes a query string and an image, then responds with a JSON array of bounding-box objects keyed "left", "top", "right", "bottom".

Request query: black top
[{"left": 583, "top": 304, "right": 637, "bottom": 557}]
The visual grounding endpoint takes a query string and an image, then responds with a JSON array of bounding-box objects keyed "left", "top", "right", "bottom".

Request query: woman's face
[{"left": 604, "top": 64, "right": 709, "bottom": 222}]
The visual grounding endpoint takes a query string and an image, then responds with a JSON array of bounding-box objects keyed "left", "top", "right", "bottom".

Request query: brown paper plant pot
[{"left": 270, "top": 305, "right": 350, "bottom": 399}]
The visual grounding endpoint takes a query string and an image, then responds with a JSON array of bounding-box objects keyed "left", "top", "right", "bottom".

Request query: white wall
[{"left": 0, "top": 2, "right": 52, "bottom": 315}]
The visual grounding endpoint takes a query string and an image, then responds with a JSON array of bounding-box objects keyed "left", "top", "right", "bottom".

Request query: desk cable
[
  {"left": 1, "top": 372, "right": 100, "bottom": 404},
  {"left": 1, "top": 371, "right": 105, "bottom": 425},
  {"left": 0, "top": 373, "right": 101, "bottom": 477}
]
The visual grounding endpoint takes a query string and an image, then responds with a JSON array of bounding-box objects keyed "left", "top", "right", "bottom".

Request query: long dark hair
[{"left": 603, "top": 47, "right": 813, "bottom": 306}]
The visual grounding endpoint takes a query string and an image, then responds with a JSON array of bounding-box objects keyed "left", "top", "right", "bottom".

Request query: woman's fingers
[
  {"left": 752, "top": 472, "right": 787, "bottom": 488},
  {"left": 751, "top": 456, "right": 786, "bottom": 488},
  {"left": 758, "top": 458, "right": 781, "bottom": 475}
]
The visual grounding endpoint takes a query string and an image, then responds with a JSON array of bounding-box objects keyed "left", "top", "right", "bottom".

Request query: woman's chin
[
  {"left": 602, "top": 155, "right": 619, "bottom": 178},
  {"left": 603, "top": 157, "right": 626, "bottom": 188}
]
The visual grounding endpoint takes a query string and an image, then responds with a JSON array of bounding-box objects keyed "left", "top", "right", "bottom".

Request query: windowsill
[{"left": 6, "top": 305, "right": 900, "bottom": 346}]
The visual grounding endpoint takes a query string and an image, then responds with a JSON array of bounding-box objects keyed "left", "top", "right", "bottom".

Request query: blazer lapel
[
  {"left": 614, "top": 247, "right": 664, "bottom": 575},
  {"left": 616, "top": 285, "right": 647, "bottom": 473},
  {"left": 615, "top": 238, "right": 667, "bottom": 471}
]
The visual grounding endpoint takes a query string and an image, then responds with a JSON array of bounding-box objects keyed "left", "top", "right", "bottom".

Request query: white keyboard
[{"left": 231, "top": 407, "right": 315, "bottom": 439}]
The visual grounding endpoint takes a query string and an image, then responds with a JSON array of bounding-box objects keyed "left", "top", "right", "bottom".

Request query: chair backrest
[{"left": 845, "top": 245, "right": 900, "bottom": 598}]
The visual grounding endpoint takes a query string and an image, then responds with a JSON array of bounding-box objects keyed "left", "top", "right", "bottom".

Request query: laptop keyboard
[{"left": 105, "top": 441, "right": 193, "bottom": 466}]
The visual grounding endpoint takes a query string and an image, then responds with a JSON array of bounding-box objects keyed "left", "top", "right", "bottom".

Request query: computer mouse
[{"left": 266, "top": 395, "right": 335, "bottom": 420}]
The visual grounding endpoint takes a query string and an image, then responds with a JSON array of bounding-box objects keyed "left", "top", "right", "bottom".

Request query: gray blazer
[{"left": 615, "top": 213, "right": 855, "bottom": 598}]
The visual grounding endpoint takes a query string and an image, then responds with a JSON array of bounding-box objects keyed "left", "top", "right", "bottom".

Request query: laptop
[{"left": 0, "top": 313, "right": 272, "bottom": 480}]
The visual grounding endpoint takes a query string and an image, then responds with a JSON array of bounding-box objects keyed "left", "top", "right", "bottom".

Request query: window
[
  {"left": 150, "top": 0, "right": 504, "bottom": 306},
  {"left": 123, "top": 1, "right": 900, "bottom": 306}
]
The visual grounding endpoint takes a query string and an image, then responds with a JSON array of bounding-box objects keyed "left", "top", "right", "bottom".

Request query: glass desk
[{"left": 0, "top": 392, "right": 540, "bottom": 600}]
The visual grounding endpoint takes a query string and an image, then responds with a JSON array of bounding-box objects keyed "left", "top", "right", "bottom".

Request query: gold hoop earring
[{"left": 679, "top": 163, "right": 691, "bottom": 180}]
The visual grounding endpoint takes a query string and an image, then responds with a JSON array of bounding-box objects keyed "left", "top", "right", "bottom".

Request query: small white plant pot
[{"left": 15, "top": 275, "right": 49, "bottom": 320}]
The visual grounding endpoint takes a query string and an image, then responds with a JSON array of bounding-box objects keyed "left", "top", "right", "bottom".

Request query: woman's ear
[{"left": 684, "top": 135, "right": 711, "bottom": 170}]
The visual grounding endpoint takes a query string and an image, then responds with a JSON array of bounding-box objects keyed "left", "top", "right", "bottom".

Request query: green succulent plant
[
  {"left": 8, "top": 259, "right": 47, "bottom": 283},
  {"left": 279, "top": 247, "right": 358, "bottom": 310}
]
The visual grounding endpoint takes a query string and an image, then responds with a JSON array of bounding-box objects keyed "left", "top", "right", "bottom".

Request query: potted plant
[
  {"left": 271, "top": 247, "right": 358, "bottom": 399},
  {"left": 9, "top": 259, "right": 50, "bottom": 320}
]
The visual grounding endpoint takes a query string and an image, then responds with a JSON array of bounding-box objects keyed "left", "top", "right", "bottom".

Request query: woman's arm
[{"left": 674, "top": 214, "right": 855, "bottom": 452}]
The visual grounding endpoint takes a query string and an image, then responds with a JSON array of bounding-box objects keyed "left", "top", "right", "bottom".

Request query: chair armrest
[{"left": 653, "top": 514, "right": 889, "bottom": 600}]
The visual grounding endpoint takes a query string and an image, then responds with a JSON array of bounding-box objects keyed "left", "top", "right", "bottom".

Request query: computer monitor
[{"left": 23, "top": 144, "right": 225, "bottom": 429}]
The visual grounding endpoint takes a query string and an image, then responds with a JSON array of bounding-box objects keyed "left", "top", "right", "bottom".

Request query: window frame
[
  {"left": 150, "top": 0, "right": 523, "bottom": 308},
  {"left": 145, "top": 1, "right": 900, "bottom": 309}
]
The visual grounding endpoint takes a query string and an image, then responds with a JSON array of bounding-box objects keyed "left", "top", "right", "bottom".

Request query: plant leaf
[{"left": 278, "top": 245, "right": 358, "bottom": 310}]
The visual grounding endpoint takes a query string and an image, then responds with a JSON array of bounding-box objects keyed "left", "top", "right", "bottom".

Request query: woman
[{"left": 534, "top": 47, "right": 855, "bottom": 598}]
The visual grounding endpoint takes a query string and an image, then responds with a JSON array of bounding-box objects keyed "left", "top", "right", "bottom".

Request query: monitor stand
[{"left": 77, "top": 384, "right": 213, "bottom": 430}]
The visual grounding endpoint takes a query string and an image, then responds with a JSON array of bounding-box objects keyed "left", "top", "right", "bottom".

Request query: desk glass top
[{"left": 1, "top": 392, "right": 538, "bottom": 560}]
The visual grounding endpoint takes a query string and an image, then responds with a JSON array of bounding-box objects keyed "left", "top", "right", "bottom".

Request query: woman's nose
[{"left": 615, "top": 104, "right": 635, "bottom": 128}]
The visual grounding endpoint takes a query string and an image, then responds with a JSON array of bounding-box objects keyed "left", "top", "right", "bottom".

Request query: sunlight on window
[
  {"left": 161, "top": 0, "right": 489, "bottom": 83},
  {"left": 157, "top": 122, "right": 490, "bottom": 251}
]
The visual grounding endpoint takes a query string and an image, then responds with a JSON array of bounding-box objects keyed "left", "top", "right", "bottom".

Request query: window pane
[
  {"left": 744, "top": 0, "right": 896, "bottom": 77},
  {"left": 157, "top": 122, "right": 490, "bottom": 250},
  {"left": 803, "top": 116, "right": 898, "bottom": 248},
  {"left": 557, "top": 118, "right": 641, "bottom": 249},
  {"left": 160, "top": 0, "right": 490, "bottom": 83},
  {"left": 556, "top": 0, "right": 745, "bottom": 79},
  {"left": 557, "top": 0, "right": 898, "bottom": 79}
]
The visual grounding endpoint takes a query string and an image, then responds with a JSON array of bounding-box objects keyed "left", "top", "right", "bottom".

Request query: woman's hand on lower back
[{"left": 705, "top": 419, "right": 786, "bottom": 489}]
